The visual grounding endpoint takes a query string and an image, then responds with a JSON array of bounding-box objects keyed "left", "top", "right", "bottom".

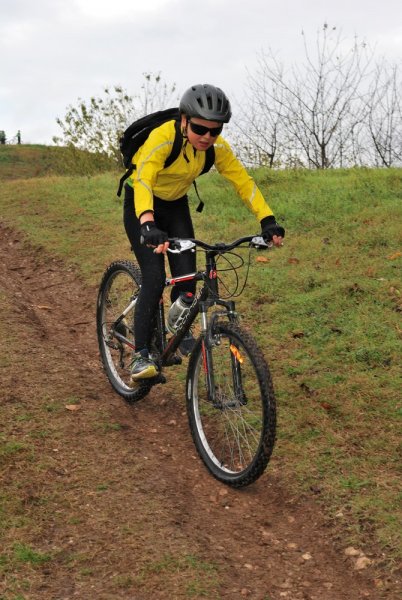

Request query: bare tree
[
  {"left": 53, "top": 73, "right": 177, "bottom": 162},
  {"left": 233, "top": 75, "right": 286, "bottom": 167},
  {"left": 140, "top": 72, "right": 177, "bottom": 115},
  {"left": 237, "top": 25, "right": 374, "bottom": 168},
  {"left": 366, "top": 62, "right": 402, "bottom": 167}
]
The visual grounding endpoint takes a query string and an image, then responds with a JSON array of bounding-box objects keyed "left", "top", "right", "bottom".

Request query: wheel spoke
[
  {"left": 97, "top": 261, "right": 152, "bottom": 402},
  {"left": 187, "top": 322, "right": 276, "bottom": 487}
]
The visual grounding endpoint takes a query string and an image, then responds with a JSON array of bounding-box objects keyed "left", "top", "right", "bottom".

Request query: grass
[
  {"left": 1, "top": 146, "right": 401, "bottom": 567},
  {"left": 0, "top": 144, "right": 117, "bottom": 180},
  {"left": 11, "top": 544, "right": 51, "bottom": 566},
  {"left": 138, "top": 553, "right": 220, "bottom": 598}
]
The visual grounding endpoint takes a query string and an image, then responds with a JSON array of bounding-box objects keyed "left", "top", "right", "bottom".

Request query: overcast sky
[{"left": 1, "top": 0, "right": 401, "bottom": 144}]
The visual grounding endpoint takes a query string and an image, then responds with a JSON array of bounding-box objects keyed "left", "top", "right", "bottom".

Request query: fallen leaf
[
  {"left": 344, "top": 547, "right": 360, "bottom": 557},
  {"left": 65, "top": 404, "right": 80, "bottom": 411},
  {"left": 256, "top": 256, "right": 270, "bottom": 263},
  {"left": 302, "top": 553, "right": 312, "bottom": 561},
  {"left": 354, "top": 556, "right": 372, "bottom": 570},
  {"left": 287, "top": 257, "right": 300, "bottom": 264},
  {"left": 387, "top": 251, "right": 402, "bottom": 260}
]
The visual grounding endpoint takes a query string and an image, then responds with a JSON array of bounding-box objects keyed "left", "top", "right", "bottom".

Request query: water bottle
[{"left": 167, "top": 292, "right": 194, "bottom": 334}]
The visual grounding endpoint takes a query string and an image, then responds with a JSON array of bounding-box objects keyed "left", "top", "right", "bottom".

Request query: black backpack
[{"left": 116, "top": 107, "right": 215, "bottom": 212}]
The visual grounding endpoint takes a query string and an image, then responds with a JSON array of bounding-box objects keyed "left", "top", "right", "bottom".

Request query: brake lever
[
  {"left": 250, "top": 236, "right": 273, "bottom": 249},
  {"left": 167, "top": 239, "right": 197, "bottom": 254}
]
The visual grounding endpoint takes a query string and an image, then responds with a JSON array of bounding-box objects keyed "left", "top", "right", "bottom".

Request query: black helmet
[{"left": 179, "top": 84, "right": 232, "bottom": 123}]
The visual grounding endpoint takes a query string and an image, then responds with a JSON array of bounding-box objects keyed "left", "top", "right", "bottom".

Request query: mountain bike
[{"left": 96, "top": 235, "right": 276, "bottom": 487}]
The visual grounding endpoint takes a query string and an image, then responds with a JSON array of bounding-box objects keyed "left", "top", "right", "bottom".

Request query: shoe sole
[{"left": 130, "top": 366, "right": 158, "bottom": 381}]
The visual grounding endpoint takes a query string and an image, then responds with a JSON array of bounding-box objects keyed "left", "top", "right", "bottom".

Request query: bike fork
[
  {"left": 199, "top": 304, "right": 216, "bottom": 404},
  {"left": 200, "top": 303, "right": 246, "bottom": 407}
]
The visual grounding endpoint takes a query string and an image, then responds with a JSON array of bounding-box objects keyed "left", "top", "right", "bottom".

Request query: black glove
[
  {"left": 140, "top": 222, "right": 168, "bottom": 247},
  {"left": 260, "top": 216, "right": 285, "bottom": 241}
]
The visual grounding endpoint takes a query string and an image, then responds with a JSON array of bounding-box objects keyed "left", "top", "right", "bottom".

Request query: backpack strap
[
  {"left": 201, "top": 145, "right": 215, "bottom": 175},
  {"left": 117, "top": 164, "right": 134, "bottom": 197},
  {"left": 193, "top": 145, "right": 215, "bottom": 212},
  {"left": 165, "top": 120, "right": 183, "bottom": 168}
]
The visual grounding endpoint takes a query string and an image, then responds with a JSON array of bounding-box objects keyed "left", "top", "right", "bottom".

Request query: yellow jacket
[{"left": 128, "top": 120, "right": 274, "bottom": 221}]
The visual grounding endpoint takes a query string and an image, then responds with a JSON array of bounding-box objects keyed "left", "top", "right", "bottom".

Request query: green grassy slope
[
  {"left": 0, "top": 144, "right": 117, "bottom": 180},
  {"left": 1, "top": 146, "right": 401, "bottom": 562}
]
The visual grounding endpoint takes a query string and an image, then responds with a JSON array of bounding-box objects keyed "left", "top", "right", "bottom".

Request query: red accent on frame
[
  {"left": 169, "top": 275, "right": 196, "bottom": 285},
  {"left": 202, "top": 341, "right": 208, "bottom": 373}
]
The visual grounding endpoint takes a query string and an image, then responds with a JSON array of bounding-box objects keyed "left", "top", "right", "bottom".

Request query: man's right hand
[{"left": 140, "top": 222, "right": 169, "bottom": 253}]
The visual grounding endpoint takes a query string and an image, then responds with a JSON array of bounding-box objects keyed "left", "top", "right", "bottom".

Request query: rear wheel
[
  {"left": 96, "top": 260, "right": 152, "bottom": 402},
  {"left": 186, "top": 322, "right": 276, "bottom": 487}
]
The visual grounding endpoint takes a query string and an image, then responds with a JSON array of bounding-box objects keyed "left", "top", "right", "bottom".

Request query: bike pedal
[{"left": 164, "top": 353, "right": 182, "bottom": 366}]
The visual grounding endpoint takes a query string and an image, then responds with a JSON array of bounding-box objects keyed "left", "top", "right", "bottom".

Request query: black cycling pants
[{"left": 123, "top": 184, "right": 196, "bottom": 351}]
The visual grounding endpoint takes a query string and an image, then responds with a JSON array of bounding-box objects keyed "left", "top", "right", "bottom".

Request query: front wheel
[
  {"left": 96, "top": 260, "right": 152, "bottom": 403},
  {"left": 186, "top": 323, "right": 276, "bottom": 487}
]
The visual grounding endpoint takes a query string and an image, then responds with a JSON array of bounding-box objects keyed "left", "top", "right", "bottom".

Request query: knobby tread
[
  {"left": 186, "top": 322, "right": 276, "bottom": 487},
  {"left": 97, "top": 260, "right": 152, "bottom": 403}
]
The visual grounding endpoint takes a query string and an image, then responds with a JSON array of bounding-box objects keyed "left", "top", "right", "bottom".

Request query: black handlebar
[{"left": 168, "top": 235, "right": 271, "bottom": 254}]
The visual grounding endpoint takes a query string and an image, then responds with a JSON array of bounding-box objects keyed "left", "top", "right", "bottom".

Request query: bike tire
[
  {"left": 186, "top": 322, "right": 276, "bottom": 487},
  {"left": 96, "top": 260, "right": 152, "bottom": 403}
]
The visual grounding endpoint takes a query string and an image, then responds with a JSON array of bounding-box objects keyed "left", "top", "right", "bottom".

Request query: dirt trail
[{"left": 0, "top": 221, "right": 393, "bottom": 599}]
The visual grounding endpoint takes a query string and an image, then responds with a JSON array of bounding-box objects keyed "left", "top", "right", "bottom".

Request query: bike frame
[
  {"left": 156, "top": 248, "right": 238, "bottom": 367},
  {"left": 98, "top": 233, "right": 276, "bottom": 487},
  {"left": 110, "top": 235, "right": 268, "bottom": 400}
]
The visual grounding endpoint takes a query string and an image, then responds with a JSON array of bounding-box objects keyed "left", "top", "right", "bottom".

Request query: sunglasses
[{"left": 189, "top": 121, "right": 223, "bottom": 137}]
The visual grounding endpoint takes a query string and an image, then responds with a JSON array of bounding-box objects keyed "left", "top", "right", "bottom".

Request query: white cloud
[
  {"left": 374, "top": 31, "right": 402, "bottom": 59},
  {"left": 75, "top": 0, "right": 175, "bottom": 20},
  {"left": 1, "top": 0, "right": 401, "bottom": 144}
]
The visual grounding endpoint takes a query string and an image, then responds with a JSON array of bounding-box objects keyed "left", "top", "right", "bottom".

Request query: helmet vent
[{"left": 179, "top": 84, "right": 232, "bottom": 123}]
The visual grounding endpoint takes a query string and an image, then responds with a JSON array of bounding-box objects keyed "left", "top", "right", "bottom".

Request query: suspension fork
[
  {"left": 199, "top": 250, "right": 220, "bottom": 403},
  {"left": 201, "top": 299, "right": 245, "bottom": 406},
  {"left": 200, "top": 298, "right": 241, "bottom": 405},
  {"left": 199, "top": 300, "right": 216, "bottom": 404},
  {"left": 223, "top": 301, "right": 246, "bottom": 404}
]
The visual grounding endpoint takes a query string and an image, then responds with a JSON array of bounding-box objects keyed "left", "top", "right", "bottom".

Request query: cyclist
[{"left": 124, "top": 83, "right": 285, "bottom": 381}]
